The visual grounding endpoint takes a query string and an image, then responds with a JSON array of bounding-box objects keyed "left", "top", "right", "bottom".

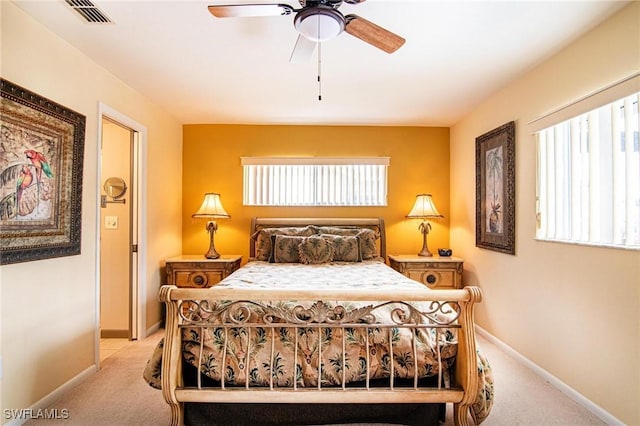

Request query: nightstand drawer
[
  {"left": 174, "top": 270, "right": 224, "bottom": 288},
  {"left": 165, "top": 255, "right": 242, "bottom": 288},
  {"left": 388, "top": 255, "right": 463, "bottom": 289},
  {"left": 406, "top": 269, "right": 456, "bottom": 289}
]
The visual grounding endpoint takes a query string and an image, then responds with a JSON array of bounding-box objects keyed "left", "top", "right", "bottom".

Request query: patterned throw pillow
[
  {"left": 321, "top": 234, "right": 361, "bottom": 262},
  {"left": 298, "top": 236, "right": 334, "bottom": 264},
  {"left": 271, "top": 235, "right": 304, "bottom": 263},
  {"left": 315, "top": 226, "right": 361, "bottom": 236},
  {"left": 471, "top": 346, "right": 494, "bottom": 425},
  {"left": 251, "top": 226, "right": 316, "bottom": 261},
  {"left": 356, "top": 228, "right": 378, "bottom": 260},
  {"left": 316, "top": 226, "right": 380, "bottom": 260}
]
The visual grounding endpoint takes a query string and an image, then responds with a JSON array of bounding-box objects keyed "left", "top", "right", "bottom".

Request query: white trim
[
  {"left": 475, "top": 325, "right": 625, "bottom": 426},
  {"left": 534, "top": 237, "right": 640, "bottom": 251},
  {"left": 241, "top": 156, "right": 390, "bottom": 165},
  {"left": 527, "top": 72, "right": 640, "bottom": 133},
  {"left": 146, "top": 320, "right": 162, "bottom": 337},
  {"left": 4, "top": 366, "right": 96, "bottom": 426}
]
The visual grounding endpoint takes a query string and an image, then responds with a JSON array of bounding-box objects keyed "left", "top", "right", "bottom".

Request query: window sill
[{"left": 534, "top": 237, "right": 640, "bottom": 251}]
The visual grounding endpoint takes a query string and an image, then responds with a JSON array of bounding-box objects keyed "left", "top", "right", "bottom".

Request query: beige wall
[
  {"left": 450, "top": 3, "right": 640, "bottom": 424},
  {"left": 0, "top": 2, "right": 182, "bottom": 419},
  {"left": 182, "top": 125, "right": 451, "bottom": 260}
]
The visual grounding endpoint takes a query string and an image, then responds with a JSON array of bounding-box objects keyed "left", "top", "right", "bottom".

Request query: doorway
[
  {"left": 100, "top": 117, "right": 134, "bottom": 341},
  {"left": 97, "top": 104, "right": 147, "bottom": 364}
]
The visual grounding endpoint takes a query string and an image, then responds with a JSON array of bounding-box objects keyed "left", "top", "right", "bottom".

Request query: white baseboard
[
  {"left": 145, "top": 321, "right": 162, "bottom": 338},
  {"left": 4, "top": 365, "right": 96, "bottom": 426},
  {"left": 475, "top": 325, "right": 624, "bottom": 426}
]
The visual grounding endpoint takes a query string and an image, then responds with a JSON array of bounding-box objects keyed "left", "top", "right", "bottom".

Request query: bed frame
[{"left": 160, "top": 218, "right": 482, "bottom": 426}]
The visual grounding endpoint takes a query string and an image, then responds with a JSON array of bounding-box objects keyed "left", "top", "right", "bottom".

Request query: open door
[{"left": 100, "top": 117, "right": 137, "bottom": 340}]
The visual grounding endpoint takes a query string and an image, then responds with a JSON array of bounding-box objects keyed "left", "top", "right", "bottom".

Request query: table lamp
[
  {"left": 192, "top": 193, "right": 230, "bottom": 259},
  {"left": 406, "top": 194, "right": 443, "bottom": 257}
]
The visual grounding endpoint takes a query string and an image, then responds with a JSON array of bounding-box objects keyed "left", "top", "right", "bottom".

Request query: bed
[{"left": 145, "top": 218, "right": 493, "bottom": 425}]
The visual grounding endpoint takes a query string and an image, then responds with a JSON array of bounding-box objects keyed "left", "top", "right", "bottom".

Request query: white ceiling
[{"left": 14, "top": 0, "right": 627, "bottom": 126}]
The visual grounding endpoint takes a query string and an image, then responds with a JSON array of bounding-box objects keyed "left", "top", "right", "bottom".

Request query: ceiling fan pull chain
[{"left": 317, "top": 41, "right": 322, "bottom": 101}]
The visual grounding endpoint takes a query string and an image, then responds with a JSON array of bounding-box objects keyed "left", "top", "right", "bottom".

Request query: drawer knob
[
  {"left": 191, "top": 273, "right": 207, "bottom": 287},
  {"left": 425, "top": 274, "right": 437, "bottom": 284}
]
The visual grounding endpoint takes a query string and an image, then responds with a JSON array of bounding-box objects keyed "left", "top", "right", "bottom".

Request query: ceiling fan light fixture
[{"left": 294, "top": 7, "right": 345, "bottom": 42}]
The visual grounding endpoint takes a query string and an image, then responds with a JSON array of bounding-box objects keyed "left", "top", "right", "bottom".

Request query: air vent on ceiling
[{"left": 65, "top": 0, "right": 113, "bottom": 24}]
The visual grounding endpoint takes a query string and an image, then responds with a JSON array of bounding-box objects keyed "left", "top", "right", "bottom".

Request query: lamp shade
[
  {"left": 192, "top": 193, "right": 230, "bottom": 218},
  {"left": 406, "top": 194, "right": 443, "bottom": 218}
]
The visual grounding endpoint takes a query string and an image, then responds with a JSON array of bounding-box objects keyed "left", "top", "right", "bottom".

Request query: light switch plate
[{"left": 105, "top": 215, "right": 118, "bottom": 229}]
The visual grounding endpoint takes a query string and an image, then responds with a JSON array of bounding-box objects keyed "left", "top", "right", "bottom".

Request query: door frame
[{"left": 95, "top": 103, "right": 147, "bottom": 364}]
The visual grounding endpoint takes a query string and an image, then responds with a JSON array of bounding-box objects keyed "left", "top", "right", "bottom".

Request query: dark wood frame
[
  {"left": 0, "top": 79, "right": 85, "bottom": 264},
  {"left": 475, "top": 121, "right": 515, "bottom": 255}
]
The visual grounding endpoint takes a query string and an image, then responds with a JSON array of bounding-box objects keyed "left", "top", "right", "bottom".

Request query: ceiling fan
[{"left": 208, "top": 0, "right": 406, "bottom": 62}]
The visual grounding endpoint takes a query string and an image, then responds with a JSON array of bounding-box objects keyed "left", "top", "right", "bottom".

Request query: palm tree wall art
[
  {"left": 486, "top": 146, "right": 503, "bottom": 234},
  {"left": 475, "top": 121, "right": 515, "bottom": 255}
]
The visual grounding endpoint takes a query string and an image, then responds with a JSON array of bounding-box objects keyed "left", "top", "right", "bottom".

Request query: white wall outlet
[{"left": 105, "top": 215, "right": 118, "bottom": 229}]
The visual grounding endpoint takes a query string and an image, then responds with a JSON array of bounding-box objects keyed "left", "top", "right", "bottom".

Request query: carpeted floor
[
  {"left": 25, "top": 330, "right": 170, "bottom": 426},
  {"left": 25, "top": 330, "right": 605, "bottom": 426}
]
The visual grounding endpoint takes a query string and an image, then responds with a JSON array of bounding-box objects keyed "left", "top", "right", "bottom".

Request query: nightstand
[
  {"left": 165, "top": 255, "right": 242, "bottom": 288},
  {"left": 388, "top": 254, "right": 463, "bottom": 289}
]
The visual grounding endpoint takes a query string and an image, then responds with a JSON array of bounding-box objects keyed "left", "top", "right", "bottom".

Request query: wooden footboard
[{"left": 159, "top": 285, "right": 482, "bottom": 426}]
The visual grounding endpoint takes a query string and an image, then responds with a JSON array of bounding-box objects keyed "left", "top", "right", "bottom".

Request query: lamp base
[
  {"left": 417, "top": 248, "right": 433, "bottom": 257},
  {"left": 204, "top": 220, "right": 221, "bottom": 259},
  {"left": 204, "top": 250, "right": 220, "bottom": 260},
  {"left": 417, "top": 220, "right": 433, "bottom": 257}
]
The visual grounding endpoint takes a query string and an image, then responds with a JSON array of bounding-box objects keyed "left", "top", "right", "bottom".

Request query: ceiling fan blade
[
  {"left": 208, "top": 4, "right": 294, "bottom": 18},
  {"left": 344, "top": 14, "right": 405, "bottom": 54},
  {"left": 289, "top": 34, "right": 317, "bottom": 63}
]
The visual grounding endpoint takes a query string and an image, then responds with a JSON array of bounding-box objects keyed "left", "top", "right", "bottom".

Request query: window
[
  {"left": 242, "top": 157, "right": 389, "bottom": 206},
  {"left": 535, "top": 91, "right": 640, "bottom": 249}
]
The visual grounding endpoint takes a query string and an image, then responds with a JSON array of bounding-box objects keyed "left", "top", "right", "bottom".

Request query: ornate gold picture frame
[
  {"left": 476, "top": 121, "right": 515, "bottom": 255},
  {"left": 0, "top": 79, "right": 86, "bottom": 264}
]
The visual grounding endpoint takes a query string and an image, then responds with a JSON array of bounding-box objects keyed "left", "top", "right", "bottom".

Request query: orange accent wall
[{"left": 183, "top": 124, "right": 450, "bottom": 262}]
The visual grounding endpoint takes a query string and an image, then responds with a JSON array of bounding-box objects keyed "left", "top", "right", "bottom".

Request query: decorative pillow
[
  {"left": 251, "top": 226, "right": 316, "bottom": 261},
  {"left": 471, "top": 346, "right": 495, "bottom": 425},
  {"left": 321, "top": 234, "right": 361, "bottom": 262},
  {"left": 356, "top": 228, "right": 378, "bottom": 260},
  {"left": 271, "top": 235, "right": 304, "bottom": 263},
  {"left": 316, "top": 226, "right": 380, "bottom": 260},
  {"left": 298, "top": 236, "right": 334, "bottom": 264},
  {"left": 316, "top": 226, "right": 361, "bottom": 236}
]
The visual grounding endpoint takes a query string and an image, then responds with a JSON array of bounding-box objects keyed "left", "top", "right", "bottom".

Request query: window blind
[
  {"left": 241, "top": 157, "right": 389, "bottom": 206},
  {"left": 536, "top": 91, "right": 640, "bottom": 249}
]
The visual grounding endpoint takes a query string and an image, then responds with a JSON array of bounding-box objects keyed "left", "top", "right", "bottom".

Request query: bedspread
[
  {"left": 214, "top": 259, "right": 423, "bottom": 290},
  {"left": 144, "top": 261, "right": 494, "bottom": 423}
]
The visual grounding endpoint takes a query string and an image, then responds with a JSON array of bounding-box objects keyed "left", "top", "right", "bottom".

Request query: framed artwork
[
  {"left": 476, "top": 121, "right": 515, "bottom": 255},
  {"left": 0, "top": 79, "right": 86, "bottom": 264}
]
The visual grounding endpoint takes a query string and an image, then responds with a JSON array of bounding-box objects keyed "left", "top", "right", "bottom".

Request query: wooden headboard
[{"left": 249, "top": 217, "right": 386, "bottom": 260}]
